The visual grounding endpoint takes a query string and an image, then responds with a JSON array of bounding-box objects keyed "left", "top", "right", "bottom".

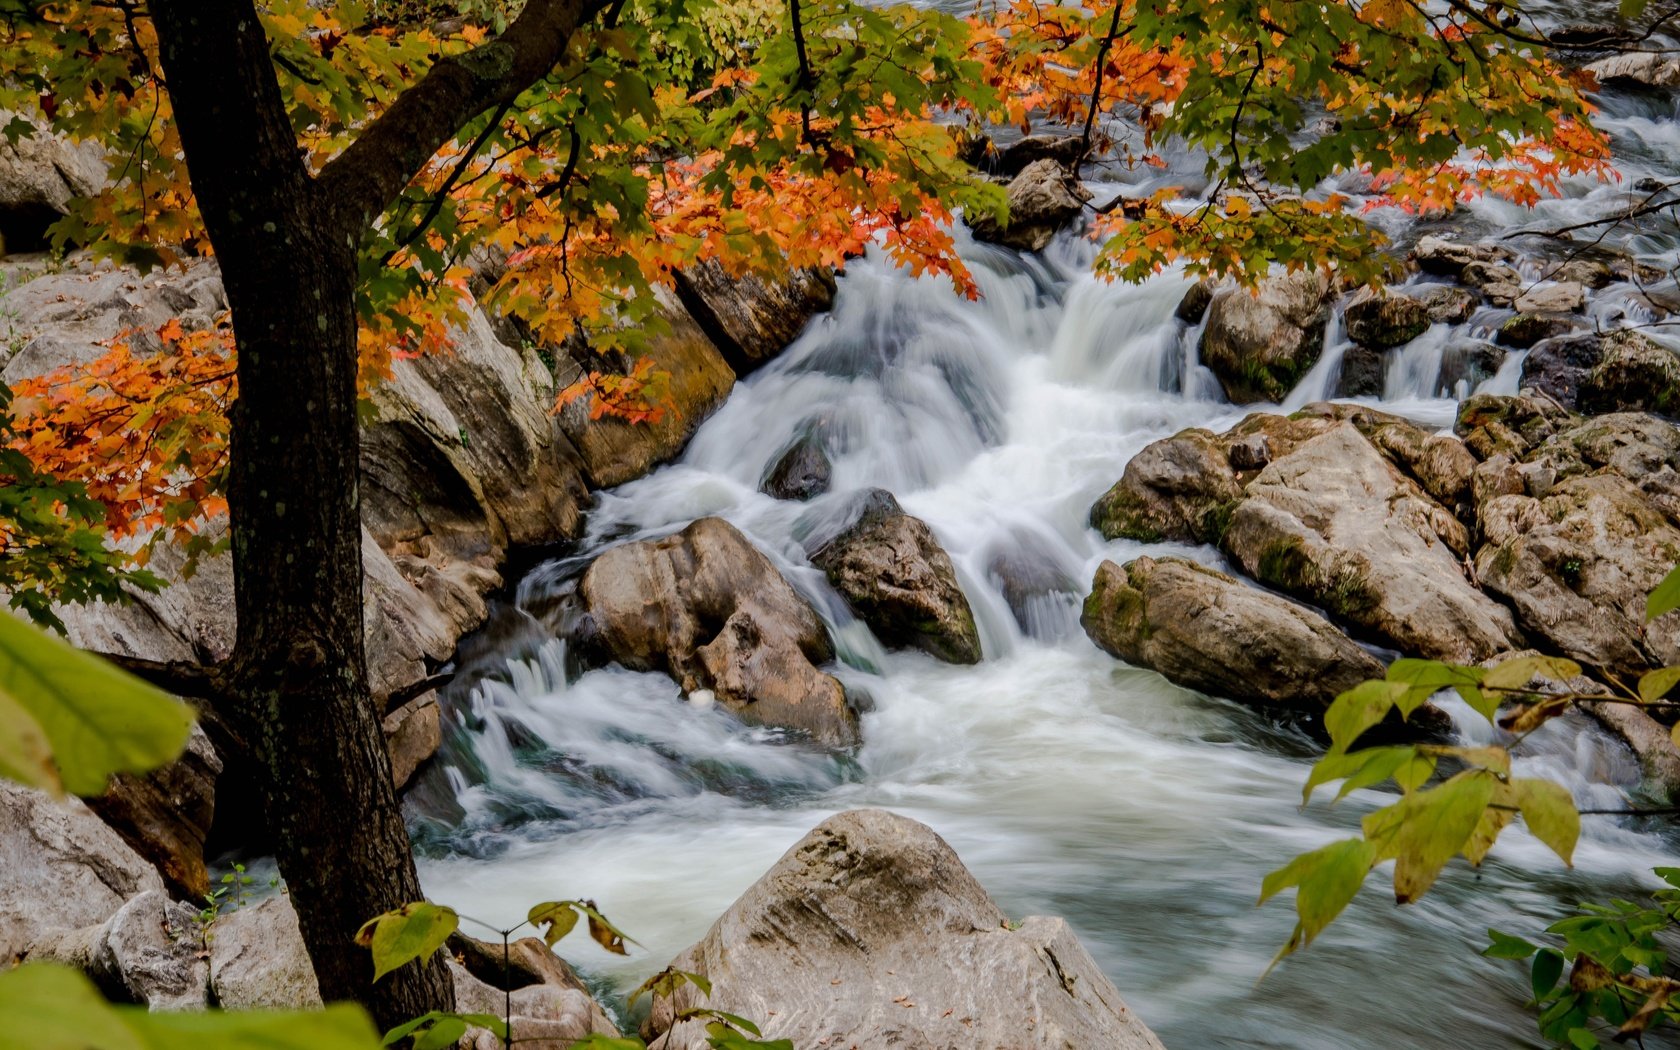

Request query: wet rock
[
  {"left": 207, "top": 896, "right": 320, "bottom": 1009},
  {"left": 672, "top": 260, "right": 835, "bottom": 376},
  {"left": 1586, "top": 52, "right": 1680, "bottom": 89},
  {"left": 1220, "top": 422, "right": 1524, "bottom": 662},
  {"left": 1499, "top": 313, "right": 1585, "bottom": 349},
  {"left": 1549, "top": 23, "right": 1627, "bottom": 46},
  {"left": 1461, "top": 261, "right": 1524, "bottom": 306},
  {"left": 812, "top": 490, "right": 982, "bottom": 664},
  {"left": 1411, "top": 236, "right": 1515, "bottom": 276},
  {"left": 962, "top": 133, "right": 1087, "bottom": 176},
  {"left": 30, "top": 891, "right": 207, "bottom": 1010},
  {"left": 1090, "top": 427, "right": 1242, "bottom": 544},
  {"left": 1175, "top": 279, "right": 1215, "bottom": 324},
  {"left": 967, "top": 159, "right": 1093, "bottom": 252},
  {"left": 1456, "top": 394, "right": 1571, "bottom": 460},
  {"left": 760, "top": 433, "right": 832, "bottom": 501},
  {"left": 1519, "top": 334, "right": 1604, "bottom": 409},
  {"left": 1550, "top": 258, "right": 1614, "bottom": 289},
  {"left": 578, "top": 517, "right": 857, "bottom": 746},
  {"left": 1344, "top": 287, "right": 1431, "bottom": 348},
  {"left": 1081, "top": 557, "right": 1385, "bottom": 718},
  {"left": 383, "top": 691, "right": 442, "bottom": 792},
  {"left": 1475, "top": 472, "right": 1680, "bottom": 676},
  {"left": 1418, "top": 285, "right": 1478, "bottom": 324},
  {"left": 1, "top": 784, "right": 165, "bottom": 964},
  {"left": 983, "top": 530, "right": 1081, "bottom": 638},
  {"left": 644, "top": 809, "right": 1165, "bottom": 1050},
  {"left": 1438, "top": 341, "right": 1506, "bottom": 394},
  {"left": 1199, "top": 269, "right": 1334, "bottom": 403},
  {"left": 450, "top": 954, "right": 619, "bottom": 1049},
  {"left": 1514, "top": 281, "right": 1585, "bottom": 314},
  {"left": 1578, "top": 330, "right": 1680, "bottom": 417},
  {"left": 557, "top": 289, "right": 737, "bottom": 488},
  {"left": 1335, "top": 345, "right": 1386, "bottom": 398},
  {"left": 82, "top": 726, "right": 220, "bottom": 901}
]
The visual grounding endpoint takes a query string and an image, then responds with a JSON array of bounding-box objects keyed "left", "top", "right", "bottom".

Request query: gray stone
[
  {"left": 1199, "top": 270, "right": 1334, "bottom": 403},
  {"left": 1513, "top": 281, "right": 1585, "bottom": 315},
  {"left": 1336, "top": 345, "right": 1385, "bottom": 398},
  {"left": 31, "top": 891, "right": 208, "bottom": 1011},
  {"left": 450, "top": 955, "right": 619, "bottom": 1049},
  {"left": 1586, "top": 51, "right": 1680, "bottom": 89},
  {"left": 1411, "top": 236, "right": 1515, "bottom": 276},
  {"left": 644, "top": 809, "right": 1165, "bottom": 1050},
  {"left": 760, "top": 433, "right": 831, "bottom": 501},
  {"left": 672, "top": 260, "right": 834, "bottom": 375},
  {"left": 967, "top": 160, "right": 1093, "bottom": 252},
  {"left": 207, "top": 896, "right": 321, "bottom": 1010},
  {"left": 1344, "top": 287, "right": 1431, "bottom": 348},
  {"left": 1579, "top": 330, "right": 1680, "bottom": 417}
]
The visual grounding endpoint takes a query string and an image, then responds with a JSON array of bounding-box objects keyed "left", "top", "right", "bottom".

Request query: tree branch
[
  {"left": 317, "top": 0, "right": 596, "bottom": 234},
  {"left": 100, "top": 652, "right": 226, "bottom": 699},
  {"left": 1077, "top": 2, "right": 1127, "bottom": 174}
]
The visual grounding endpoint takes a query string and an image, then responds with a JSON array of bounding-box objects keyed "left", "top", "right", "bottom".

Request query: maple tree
[{"left": 0, "top": 0, "right": 1643, "bottom": 1030}]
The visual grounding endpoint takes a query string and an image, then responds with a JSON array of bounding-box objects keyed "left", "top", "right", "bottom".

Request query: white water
[{"left": 408, "top": 72, "right": 1680, "bottom": 1049}]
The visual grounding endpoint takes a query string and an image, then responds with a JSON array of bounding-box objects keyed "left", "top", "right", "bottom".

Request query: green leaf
[
  {"left": 563, "top": 1037, "right": 649, "bottom": 1050},
  {"left": 1533, "top": 948, "right": 1566, "bottom": 999},
  {"left": 1566, "top": 1026, "right": 1600, "bottom": 1050},
  {"left": 1259, "top": 837, "right": 1377, "bottom": 952},
  {"left": 354, "top": 902, "right": 458, "bottom": 983},
  {"left": 0, "top": 613, "right": 195, "bottom": 796},
  {"left": 0, "top": 682, "right": 59, "bottom": 794},
  {"left": 1638, "top": 666, "right": 1680, "bottom": 704},
  {"left": 1454, "top": 684, "right": 1502, "bottom": 724},
  {"left": 1323, "top": 681, "right": 1407, "bottom": 752},
  {"left": 1362, "top": 770, "right": 1497, "bottom": 903},
  {"left": 135, "top": 1004, "right": 384, "bottom": 1050},
  {"left": 1514, "top": 778, "right": 1580, "bottom": 866},
  {"left": 1620, "top": 0, "right": 1651, "bottom": 18},
  {"left": 528, "top": 900, "right": 582, "bottom": 947},
  {"left": 1484, "top": 655, "right": 1582, "bottom": 691},
  {"left": 1647, "top": 566, "right": 1680, "bottom": 622},
  {"left": 1484, "top": 928, "right": 1539, "bottom": 960}
]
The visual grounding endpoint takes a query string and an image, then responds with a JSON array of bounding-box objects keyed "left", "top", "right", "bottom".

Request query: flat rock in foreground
[{"left": 645, "top": 808, "right": 1165, "bottom": 1050}]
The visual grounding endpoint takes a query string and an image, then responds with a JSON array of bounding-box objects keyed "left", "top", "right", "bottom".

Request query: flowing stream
[{"left": 407, "top": 63, "right": 1680, "bottom": 1049}]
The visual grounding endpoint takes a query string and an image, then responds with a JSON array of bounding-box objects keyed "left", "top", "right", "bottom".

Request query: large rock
[
  {"left": 557, "top": 290, "right": 737, "bottom": 488},
  {"left": 672, "top": 260, "right": 835, "bottom": 375},
  {"left": 577, "top": 517, "right": 858, "bottom": 746},
  {"left": 644, "top": 809, "right": 1165, "bottom": 1050},
  {"left": 1089, "top": 426, "right": 1242, "bottom": 544},
  {"left": 207, "top": 896, "right": 321, "bottom": 1010},
  {"left": 1199, "top": 270, "right": 1334, "bottom": 403},
  {"left": 1499, "top": 313, "right": 1585, "bottom": 349},
  {"left": 0, "top": 784, "right": 165, "bottom": 964},
  {"left": 967, "top": 160, "right": 1092, "bottom": 252},
  {"left": 82, "top": 725, "right": 220, "bottom": 901},
  {"left": 1586, "top": 51, "right": 1680, "bottom": 89},
  {"left": 1578, "top": 330, "right": 1680, "bottom": 417},
  {"left": 810, "top": 490, "right": 982, "bottom": 665},
  {"left": 0, "top": 120, "right": 104, "bottom": 251},
  {"left": 1475, "top": 472, "right": 1680, "bottom": 677},
  {"left": 1343, "top": 287, "right": 1431, "bottom": 348},
  {"left": 382, "top": 692, "right": 442, "bottom": 792},
  {"left": 450, "top": 955, "right": 619, "bottom": 1049},
  {"left": 1410, "top": 236, "right": 1515, "bottom": 276},
  {"left": 760, "top": 432, "right": 831, "bottom": 502},
  {"left": 1082, "top": 557, "right": 1385, "bottom": 717},
  {"left": 1221, "top": 422, "right": 1524, "bottom": 661},
  {"left": 29, "top": 891, "right": 208, "bottom": 1010},
  {"left": 1335, "top": 345, "right": 1385, "bottom": 398}
]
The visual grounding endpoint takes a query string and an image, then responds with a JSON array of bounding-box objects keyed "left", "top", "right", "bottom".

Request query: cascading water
[{"left": 408, "top": 62, "right": 1680, "bottom": 1050}]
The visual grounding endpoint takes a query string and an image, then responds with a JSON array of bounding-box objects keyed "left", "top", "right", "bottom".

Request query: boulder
[
  {"left": 811, "top": 490, "right": 982, "bottom": 665},
  {"left": 207, "top": 896, "right": 321, "bottom": 1009},
  {"left": 1578, "top": 330, "right": 1680, "bottom": 417},
  {"left": 1418, "top": 285, "right": 1477, "bottom": 324},
  {"left": 1175, "top": 279, "right": 1215, "bottom": 324},
  {"left": 1335, "top": 345, "right": 1385, "bottom": 398},
  {"left": 448, "top": 932, "right": 596, "bottom": 996},
  {"left": 1499, "top": 313, "right": 1585, "bottom": 349},
  {"left": 1474, "top": 472, "right": 1680, "bottom": 677},
  {"left": 1220, "top": 422, "right": 1524, "bottom": 662},
  {"left": 759, "top": 433, "right": 832, "bottom": 501},
  {"left": 83, "top": 725, "right": 220, "bottom": 901},
  {"left": 0, "top": 784, "right": 165, "bottom": 964},
  {"left": 449, "top": 954, "right": 619, "bottom": 1049},
  {"left": 577, "top": 517, "right": 857, "bottom": 746},
  {"left": 1082, "top": 557, "right": 1385, "bottom": 718},
  {"left": 29, "top": 891, "right": 208, "bottom": 1011},
  {"left": 962, "top": 133, "right": 1087, "bottom": 177},
  {"left": 1461, "top": 261, "right": 1524, "bottom": 306},
  {"left": 1551, "top": 258, "right": 1615, "bottom": 289},
  {"left": 557, "top": 290, "right": 738, "bottom": 488},
  {"left": 1438, "top": 341, "right": 1506, "bottom": 394},
  {"left": 1410, "top": 236, "right": 1515, "bottom": 276},
  {"left": 672, "top": 260, "right": 835, "bottom": 376},
  {"left": 1089, "top": 426, "right": 1242, "bottom": 544},
  {"left": 383, "top": 692, "right": 442, "bottom": 792},
  {"left": 967, "top": 159, "right": 1093, "bottom": 252},
  {"left": 644, "top": 809, "right": 1165, "bottom": 1050},
  {"left": 0, "top": 120, "right": 104, "bottom": 251},
  {"left": 1199, "top": 269, "right": 1334, "bottom": 403},
  {"left": 1513, "top": 281, "right": 1585, "bottom": 314},
  {"left": 1343, "top": 287, "right": 1431, "bottom": 348},
  {"left": 1586, "top": 52, "right": 1680, "bottom": 89}
]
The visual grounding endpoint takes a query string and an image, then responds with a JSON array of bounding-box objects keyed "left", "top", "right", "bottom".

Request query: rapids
[{"left": 408, "top": 65, "right": 1680, "bottom": 1049}]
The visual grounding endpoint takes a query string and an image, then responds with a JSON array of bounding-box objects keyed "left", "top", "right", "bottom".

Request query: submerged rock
[
  {"left": 812, "top": 490, "right": 982, "bottom": 664},
  {"left": 760, "top": 433, "right": 832, "bottom": 501},
  {"left": 644, "top": 809, "right": 1165, "bottom": 1050},
  {"left": 1199, "top": 269, "right": 1334, "bottom": 403},
  {"left": 1082, "top": 557, "right": 1385, "bottom": 716},
  {"left": 1438, "top": 341, "right": 1506, "bottom": 394},
  {"left": 967, "top": 159, "right": 1092, "bottom": 252},
  {"left": 1335, "top": 345, "right": 1385, "bottom": 398},
  {"left": 578, "top": 517, "right": 858, "bottom": 746}
]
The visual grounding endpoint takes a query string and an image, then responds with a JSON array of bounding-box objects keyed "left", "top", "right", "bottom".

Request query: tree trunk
[{"left": 151, "top": 0, "right": 453, "bottom": 1031}]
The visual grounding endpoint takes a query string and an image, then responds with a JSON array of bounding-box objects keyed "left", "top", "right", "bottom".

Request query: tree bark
[{"left": 149, "top": 0, "right": 454, "bottom": 1031}]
